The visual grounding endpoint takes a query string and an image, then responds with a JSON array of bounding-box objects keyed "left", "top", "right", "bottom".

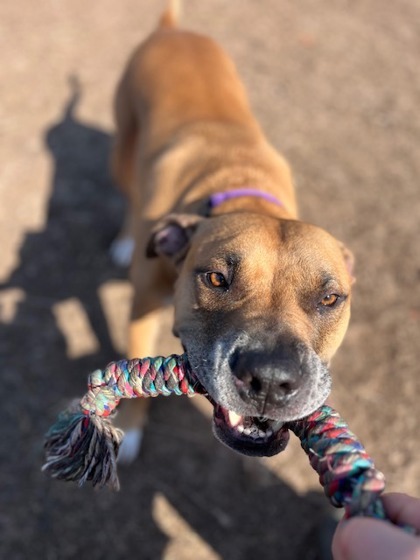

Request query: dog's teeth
[
  {"left": 258, "top": 430, "right": 266, "bottom": 438},
  {"left": 228, "top": 410, "right": 242, "bottom": 427},
  {"left": 243, "top": 428, "right": 260, "bottom": 439},
  {"left": 266, "top": 429, "right": 273, "bottom": 437},
  {"left": 237, "top": 424, "right": 244, "bottom": 433}
]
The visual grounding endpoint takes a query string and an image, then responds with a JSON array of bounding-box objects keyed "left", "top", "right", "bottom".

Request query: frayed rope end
[{"left": 42, "top": 402, "right": 123, "bottom": 491}]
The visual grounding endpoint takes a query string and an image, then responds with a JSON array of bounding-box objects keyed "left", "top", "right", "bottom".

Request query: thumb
[{"left": 332, "top": 517, "right": 420, "bottom": 560}]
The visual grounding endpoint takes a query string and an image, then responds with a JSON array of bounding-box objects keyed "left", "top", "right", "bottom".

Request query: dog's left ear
[
  {"left": 339, "top": 242, "right": 356, "bottom": 284},
  {"left": 146, "top": 213, "right": 204, "bottom": 262}
]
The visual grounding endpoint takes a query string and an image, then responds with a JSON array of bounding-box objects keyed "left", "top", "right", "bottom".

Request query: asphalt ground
[{"left": 1, "top": 1, "right": 419, "bottom": 559}]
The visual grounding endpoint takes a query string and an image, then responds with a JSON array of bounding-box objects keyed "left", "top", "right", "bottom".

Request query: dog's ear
[
  {"left": 339, "top": 242, "right": 356, "bottom": 284},
  {"left": 146, "top": 214, "right": 204, "bottom": 262}
]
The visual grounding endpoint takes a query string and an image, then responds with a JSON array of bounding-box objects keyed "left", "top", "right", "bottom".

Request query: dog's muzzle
[{"left": 185, "top": 336, "right": 331, "bottom": 457}]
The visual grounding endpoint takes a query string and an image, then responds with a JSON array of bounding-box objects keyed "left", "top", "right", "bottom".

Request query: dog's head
[{"left": 147, "top": 212, "right": 354, "bottom": 456}]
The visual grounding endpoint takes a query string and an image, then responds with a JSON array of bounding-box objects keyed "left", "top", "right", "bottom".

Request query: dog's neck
[{"left": 206, "top": 187, "right": 292, "bottom": 219}]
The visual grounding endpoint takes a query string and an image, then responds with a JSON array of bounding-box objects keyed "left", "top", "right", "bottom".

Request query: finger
[
  {"left": 382, "top": 493, "right": 420, "bottom": 531},
  {"left": 332, "top": 517, "right": 420, "bottom": 560}
]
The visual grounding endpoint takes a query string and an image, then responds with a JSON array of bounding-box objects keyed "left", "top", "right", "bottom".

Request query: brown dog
[{"left": 111, "top": 1, "right": 354, "bottom": 462}]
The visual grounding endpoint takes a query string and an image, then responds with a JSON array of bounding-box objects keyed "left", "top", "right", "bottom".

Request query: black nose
[{"left": 231, "top": 350, "right": 302, "bottom": 408}]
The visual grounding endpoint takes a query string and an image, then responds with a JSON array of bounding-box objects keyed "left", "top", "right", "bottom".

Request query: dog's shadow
[{"left": 0, "top": 83, "right": 335, "bottom": 560}]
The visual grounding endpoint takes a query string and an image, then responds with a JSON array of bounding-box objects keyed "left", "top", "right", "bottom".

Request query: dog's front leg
[{"left": 116, "top": 252, "right": 175, "bottom": 463}]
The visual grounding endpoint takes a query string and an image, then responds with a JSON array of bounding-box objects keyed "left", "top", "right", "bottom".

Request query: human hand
[{"left": 332, "top": 493, "right": 420, "bottom": 560}]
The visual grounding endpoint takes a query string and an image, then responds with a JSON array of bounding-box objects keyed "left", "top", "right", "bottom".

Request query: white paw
[
  {"left": 110, "top": 237, "right": 135, "bottom": 267},
  {"left": 117, "top": 428, "right": 143, "bottom": 465}
]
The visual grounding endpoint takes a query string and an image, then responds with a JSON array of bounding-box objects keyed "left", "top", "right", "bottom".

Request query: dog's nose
[{"left": 231, "top": 350, "right": 302, "bottom": 408}]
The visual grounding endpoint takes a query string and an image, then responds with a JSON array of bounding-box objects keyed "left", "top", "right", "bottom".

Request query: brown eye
[
  {"left": 206, "top": 272, "right": 228, "bottom": 288},
  {"left": 321, "top": 294, "right": 339, "bottom": 307}
]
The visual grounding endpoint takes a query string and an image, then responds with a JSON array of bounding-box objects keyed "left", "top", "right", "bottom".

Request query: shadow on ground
[{"left": 0, "top": 86, "right": 335, "bottom": 560}]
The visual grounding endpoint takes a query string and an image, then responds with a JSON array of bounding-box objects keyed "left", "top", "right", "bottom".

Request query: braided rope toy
[{"left": 43, "top": 354, "right": 393, "bottom": 524}]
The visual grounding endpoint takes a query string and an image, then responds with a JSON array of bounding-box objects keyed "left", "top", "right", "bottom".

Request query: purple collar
[{"left": 209, "top": 188, "right": 283, "bottom": 210}]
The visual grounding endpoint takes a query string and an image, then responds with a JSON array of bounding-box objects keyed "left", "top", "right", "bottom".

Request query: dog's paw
[
  {"left": 117, "top": 428, "right": 143, "bottom": 465},
  {"left": 110, "top": 237, "right": 135, "bottom": 268}
]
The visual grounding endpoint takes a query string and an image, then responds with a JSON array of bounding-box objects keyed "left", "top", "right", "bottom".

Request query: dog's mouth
[
  {"left": 211, "top": 403, "right": 290, "bottom": 457},
  {"left": 183, "top": 341, "right": 329, "bottom": 457}
]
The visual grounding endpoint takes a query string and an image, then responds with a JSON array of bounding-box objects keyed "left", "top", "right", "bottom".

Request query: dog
[{"left": 110, "top": 0, "right": 354, "bottom": 462}]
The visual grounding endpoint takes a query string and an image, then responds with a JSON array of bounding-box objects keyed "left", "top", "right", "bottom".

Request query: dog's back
[
  {"left": 128, "top": 0, "right": 259, "bottom": 142},
  {"left": 111, "top": 1, "right": 297, "bottom": 222}
]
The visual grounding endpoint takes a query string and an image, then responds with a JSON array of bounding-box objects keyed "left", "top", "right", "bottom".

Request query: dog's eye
[
  {"left": 320, "top": 294, "right": 339, "bottom": 307},
  {"left": 206, "top": 272, "right": 228, "bottom": 289}
]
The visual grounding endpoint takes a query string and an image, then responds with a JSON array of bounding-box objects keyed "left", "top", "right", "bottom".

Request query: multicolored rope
[
  {"left": 81, "top": 354, "right": 197, "bottom": 417},
  {"left": 43, "top": 354, "right": 198, "bottom": 490},
  {"left": 43, "top": 352, "right": 395, "bottom": 526},
  {"left": 288, "top": 407, "right": 386, "bottom": 520}
]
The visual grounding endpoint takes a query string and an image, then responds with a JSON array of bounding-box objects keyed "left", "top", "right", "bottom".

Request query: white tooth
[
  {"left": 228, "top": 410, "right": 242, "bottom": 427},
  {"left": 243, "top": 427, "right": 252, "bottom": 436},
  {"left": 237, "top": 425, "right": 244, "bottom": 433},
  {"left": 258, "top": 430, "right": 266, "bottom": 438},
  {"left": 266, "top": 429, "right": 273, "bottom": 437}
]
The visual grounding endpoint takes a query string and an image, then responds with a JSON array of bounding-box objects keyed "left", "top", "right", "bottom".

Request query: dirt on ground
[{"left": 1, "top": 1, "right": 419, "bottom": 559}]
